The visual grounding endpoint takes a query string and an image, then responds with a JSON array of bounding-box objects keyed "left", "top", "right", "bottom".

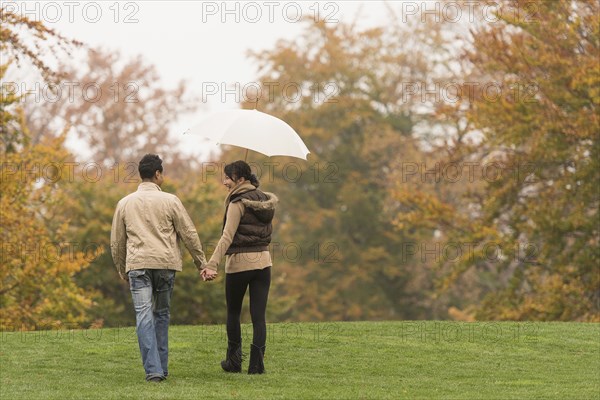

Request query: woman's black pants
[{"left": 225, "top": 267, "right": 271, "bottom": 347}]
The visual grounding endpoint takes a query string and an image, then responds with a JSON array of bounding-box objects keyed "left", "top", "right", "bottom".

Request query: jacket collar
[{"left": 137, "top": 182, "right": 162, "bottom": 191}]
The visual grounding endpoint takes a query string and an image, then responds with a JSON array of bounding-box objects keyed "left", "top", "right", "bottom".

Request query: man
[{"left": 110, "top": 154, "right": 217, "bottom": 382}]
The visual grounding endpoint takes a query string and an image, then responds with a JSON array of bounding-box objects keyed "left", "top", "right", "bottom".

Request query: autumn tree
[
  {"left": 27, "top": 48, "right": 197, "bottom": 169},
  {"left": 393, "top": 0, "right": 599, "bottom": 321},
  {"left": 0, "top": 6, "right": 80, "bottom": 83},
  {"left": 0, "top": 123, "right": 95, "bottom": 329},
  {"left": 1, "top": 9, "right": 94, "bottom": 329}
]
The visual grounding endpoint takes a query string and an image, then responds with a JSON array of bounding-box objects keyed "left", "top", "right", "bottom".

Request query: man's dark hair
[{"left": 138, "top": 154, "right": 163, "bottom": 179}]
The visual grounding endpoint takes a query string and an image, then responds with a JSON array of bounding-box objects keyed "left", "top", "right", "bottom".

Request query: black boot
[
  {"left": 221, "top": 341, "right": 242, "bottom": 373},
  {"left": 248, "top": 344, "right": 266, "bottom": 374}
]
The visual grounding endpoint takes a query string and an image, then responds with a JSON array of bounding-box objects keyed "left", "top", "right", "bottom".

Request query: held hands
[{"left": 200, "top": 268, "right": 218, "bottom": 282}]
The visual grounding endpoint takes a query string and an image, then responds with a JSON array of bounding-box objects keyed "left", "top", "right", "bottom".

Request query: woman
[{"left": 203, "top": 160, "right": 277, "bottom": 374}]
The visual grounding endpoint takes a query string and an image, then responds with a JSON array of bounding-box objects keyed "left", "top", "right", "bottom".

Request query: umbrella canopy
[{"left": 185, "top": 109, "right": 310, "bottom": 160}]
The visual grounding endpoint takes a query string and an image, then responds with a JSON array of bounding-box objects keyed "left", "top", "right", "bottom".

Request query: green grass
[{"left": 1, "top": 321, "right": 598, "bottom": 399}]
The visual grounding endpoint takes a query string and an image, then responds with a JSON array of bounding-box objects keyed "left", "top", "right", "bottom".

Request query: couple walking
[{"left": 110, "top": 154, "right": 277, "bottom": 382}]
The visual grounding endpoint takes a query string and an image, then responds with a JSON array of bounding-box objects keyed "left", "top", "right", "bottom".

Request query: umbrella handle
[{"left": 246, "top": 96, "right": 257, "bottom": 162}]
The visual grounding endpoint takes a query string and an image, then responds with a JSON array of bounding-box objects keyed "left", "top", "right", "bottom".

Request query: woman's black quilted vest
[{"left": 223, "top": 189, "right": 274, "bottom": 255}]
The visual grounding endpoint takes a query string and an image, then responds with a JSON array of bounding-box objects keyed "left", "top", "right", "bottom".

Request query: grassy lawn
[{"left": 1, "top": 321, "right": 598, "bottom": 399}]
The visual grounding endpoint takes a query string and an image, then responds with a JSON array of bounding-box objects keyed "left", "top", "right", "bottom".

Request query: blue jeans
[{"left": 128, "top": 269, "right": 176, "bottom": 381}]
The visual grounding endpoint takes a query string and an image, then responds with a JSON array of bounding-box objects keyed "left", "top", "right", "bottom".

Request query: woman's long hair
[{"left": 224, "top": 160, "right": 260, "bottom": 187}]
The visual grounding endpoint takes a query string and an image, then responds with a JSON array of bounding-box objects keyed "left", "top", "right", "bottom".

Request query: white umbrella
[{"left": 184, "top": 109, "right": 310, "bottom": 160}]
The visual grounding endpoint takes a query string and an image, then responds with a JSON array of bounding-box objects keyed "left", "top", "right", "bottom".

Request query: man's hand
[
  {"left": 119, "top": 271, "right": 129, "bottom": 282},
  {"left": 200, "top": 268, "right": 218, "bottom": 282}
]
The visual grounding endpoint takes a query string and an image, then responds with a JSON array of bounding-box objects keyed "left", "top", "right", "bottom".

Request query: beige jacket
[
  {"left": 205, "top": 182, "right": 274, "bottom": 274},
  {"left": 110, "top": 182, "right": 210, "bottom": 279}
]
